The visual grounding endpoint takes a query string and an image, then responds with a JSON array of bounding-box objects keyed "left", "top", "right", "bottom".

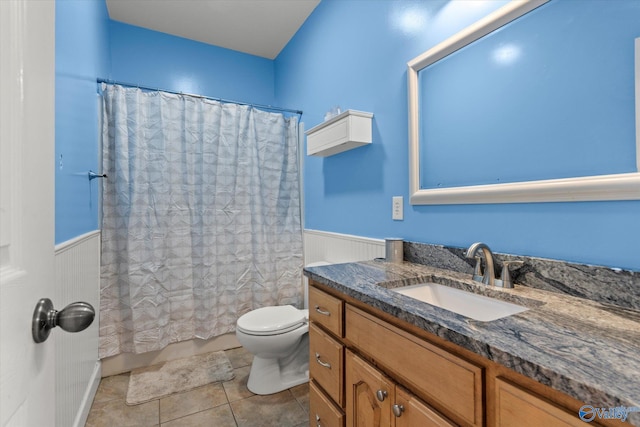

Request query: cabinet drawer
[
  {"left": 345, "top": 305, "right": 483, "bottom": 427},
  {"left": 310, "top": 322, "right": 344, "bottom": 406},
  {"left": 309, "top": 286, "right": 344, "bottom": 337},
  {"left": 310, "top": 380, "right": 344, "bottom": 427},
  {"left": 495, "top": 378, "right": 585, "bottom": 427}
]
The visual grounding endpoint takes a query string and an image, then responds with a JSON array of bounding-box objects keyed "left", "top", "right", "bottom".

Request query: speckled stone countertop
[{"left": 304, "top": 260, "right": 640, "bottom": 425}]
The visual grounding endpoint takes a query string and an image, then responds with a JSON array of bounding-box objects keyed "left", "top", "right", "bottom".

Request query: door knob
[{"left": 32, "top": 298, "right": 95, "bottom": 343}]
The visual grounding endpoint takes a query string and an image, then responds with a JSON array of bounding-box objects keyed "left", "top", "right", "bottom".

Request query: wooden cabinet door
[
  {"left": 495, "top": 378, "right": 586, "bottom": 427},
  {"left": 346, "top": 350, "right": 394, "bottom": 427},
  {"left": 394, "top": 386, "right": 456, "bottom": 427}
]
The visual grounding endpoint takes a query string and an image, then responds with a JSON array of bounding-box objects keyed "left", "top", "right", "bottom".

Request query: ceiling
[{"left": 106, "top": 0, "right": 321, "bottom": 60}]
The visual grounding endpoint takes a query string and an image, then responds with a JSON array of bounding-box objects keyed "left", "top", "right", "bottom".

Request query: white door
[{"left": 0, "top": 1, "right": 56, "bottom": 426}]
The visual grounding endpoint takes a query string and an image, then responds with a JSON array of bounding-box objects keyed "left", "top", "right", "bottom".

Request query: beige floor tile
[
  {"left": 160, "top": 404, "right": 237, "bottom": 427},
  {"left": 290, "top": 383, "right": 309, "bottom": 413},
  {"left": 92, "top": 373, "right": 130, "bottom": 404},
  {"left": 87, "top": 348, "right": 310, "bottom": 427},
  {"left": 225, "top": 346, "right": 253, "bottom": 369},
  {"left": 222, "top": 365, "right": 255, "bottom": 402},
  {"left": 230, "top": 390, "right": 307, "bottom": 427},
  {"left": 160, "top": 382, "right": 229, "bottom": 423},
  {"left": 85, "top": 398, "right": 159, "bottom": 427}
]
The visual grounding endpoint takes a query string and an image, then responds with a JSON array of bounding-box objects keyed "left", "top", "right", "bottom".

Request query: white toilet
[
  {"left": 236, "top": 305, "right": 310, "bottom": 394},
  {"left": 235, "top": 261, "right": 330, "bottom": 395}
]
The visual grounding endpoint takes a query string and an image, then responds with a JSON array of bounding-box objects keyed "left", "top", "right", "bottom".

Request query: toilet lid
[{"left": 237, "top": 305, "right": 306, "bottom": 335}]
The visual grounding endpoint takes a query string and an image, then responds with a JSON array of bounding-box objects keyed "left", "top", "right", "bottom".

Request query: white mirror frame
[{"left": 408, "top": 0, "right": 640, "bottom": 205}]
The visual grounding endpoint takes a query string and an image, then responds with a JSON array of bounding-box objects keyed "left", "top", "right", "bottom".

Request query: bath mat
[{"left": 126, "top": 351, "right": 235, "bottom": 405}]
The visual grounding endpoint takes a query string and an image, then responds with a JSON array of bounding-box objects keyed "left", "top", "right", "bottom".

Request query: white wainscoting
[
  {"left": 55, "top": 230, "right": 101, "bottom": 427},
  {"left": 302, "top": 229, "right": 385, "bottom": 308},
  {"left": 304, "top": 229, "right": 385, "bottom": 265}
]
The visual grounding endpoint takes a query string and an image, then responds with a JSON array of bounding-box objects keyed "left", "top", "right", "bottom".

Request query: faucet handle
[{"left": 499, "top": 261, "right": 524, "bottom": 288}]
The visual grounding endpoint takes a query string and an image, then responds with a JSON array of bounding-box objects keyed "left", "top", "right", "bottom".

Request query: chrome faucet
[
  {"left": 466, "top": 242, "right": 523, "bottom": 288},
  {"left": 466, "top": 242, "right": 497, "bottom": 286}
]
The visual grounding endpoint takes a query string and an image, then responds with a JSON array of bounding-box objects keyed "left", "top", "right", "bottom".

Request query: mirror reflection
[
  {"left": 419, "top": 0, "right": 637, "bottom": 189},
  {"left": 408, "top": 0, "right": 640, "bottom": 205}
]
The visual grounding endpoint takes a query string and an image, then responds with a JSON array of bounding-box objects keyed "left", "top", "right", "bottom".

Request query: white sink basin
[{"left": 392, "top": 283, "right": 528, "bottom": 322}]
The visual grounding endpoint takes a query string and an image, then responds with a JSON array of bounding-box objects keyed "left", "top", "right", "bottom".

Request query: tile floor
[{"left": 85, "top": 347, "right": 309, "bottom": 427}]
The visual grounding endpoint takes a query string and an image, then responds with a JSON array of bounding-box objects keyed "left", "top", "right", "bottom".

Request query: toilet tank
[{"left": 303, "top": 261, "right": 330, "bottom": 309}]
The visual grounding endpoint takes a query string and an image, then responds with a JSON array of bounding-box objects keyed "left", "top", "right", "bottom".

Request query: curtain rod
[{"left": 97, "top": 78, "right": 303, "bottom": 116}]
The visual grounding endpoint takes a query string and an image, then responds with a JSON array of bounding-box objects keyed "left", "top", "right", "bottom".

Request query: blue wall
[
  {"left": 109, "top": 21, "right": 275, "bottom": 105},
  {"left": 56, "top": 0, "right": 640, "bottom": 270},
  {"left": 419, "top": 1, "right": 637, "bottom": 188},
  {"left": 55, "top": 0, "right": 111, "bottom": 243},
  {"left": 276, "top": 0, "right": 640, "bottom": 271},
  {"left": 55, "top": 4, "right": 276, "bottom": 244}
]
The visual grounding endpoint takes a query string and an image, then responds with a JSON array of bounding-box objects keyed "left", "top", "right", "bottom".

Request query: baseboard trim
[
  {"left": 101, "top": 333, "right": 241, "bottom": 377},
  {"left": 73, "top": 361, "right": 101, "bottom": 427}
]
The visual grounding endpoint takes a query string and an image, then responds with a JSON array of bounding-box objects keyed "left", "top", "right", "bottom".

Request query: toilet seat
[{"left": 237, "top": 305, "right": 306, "bottom": 336}]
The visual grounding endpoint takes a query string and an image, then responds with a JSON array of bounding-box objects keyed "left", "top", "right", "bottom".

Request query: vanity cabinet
[
  {"left": 309, "top": 282, "right": 475, "bottom": 426},
  {"left": 308, "top": 280, "right": 604, "bottom": 427}
]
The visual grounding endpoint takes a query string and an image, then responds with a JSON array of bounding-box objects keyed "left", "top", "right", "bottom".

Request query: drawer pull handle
[
  {"left": 393, "top": 404, "right": 405, "bottom": 417},
  {"left": 376, "top": 389, "right": 388, "bottom": 402},
  {"left": 315, "top": 352, "right": 332, "bottom": 369},
  {"left": 315, "top": 414, "right": 321, "bottom": 427},
  {"left": 314, "top": 305, "right": 331, "bottom": 316}
]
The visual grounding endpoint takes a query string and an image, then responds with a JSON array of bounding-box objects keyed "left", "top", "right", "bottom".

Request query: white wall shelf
[{"left": 306, "top": 109, "right": 373, "bottom": 157}]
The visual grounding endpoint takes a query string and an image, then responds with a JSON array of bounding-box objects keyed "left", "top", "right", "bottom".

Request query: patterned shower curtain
[{"left": 99, "top": 84, "right": 303, "bottom": 358}]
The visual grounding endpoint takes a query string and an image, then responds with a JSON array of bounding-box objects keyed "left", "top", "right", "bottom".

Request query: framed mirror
[{"left": 408, "top": 0, "right": 640, "bottom": 205}]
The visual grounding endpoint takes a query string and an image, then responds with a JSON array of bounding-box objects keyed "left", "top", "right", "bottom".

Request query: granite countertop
[{"left": 304, "top": 260, "right": 640, "bottom": 425}]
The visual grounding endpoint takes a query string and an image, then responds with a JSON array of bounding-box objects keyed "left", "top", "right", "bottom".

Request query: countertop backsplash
[{"left": 403, "top": 241, "right": 640, "bottom": 312}]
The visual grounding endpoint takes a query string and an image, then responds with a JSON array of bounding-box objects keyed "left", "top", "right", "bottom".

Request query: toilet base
[
  {"left": 246, "top": 334, "right": 309, "bottom": 395},
  {"left": 246, "top": 357, "right": 309, "bottom": 395}
]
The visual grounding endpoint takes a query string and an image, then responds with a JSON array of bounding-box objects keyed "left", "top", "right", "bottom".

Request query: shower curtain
[{"left": 99, "top": 84, "right": 303, "bottom": 358}]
